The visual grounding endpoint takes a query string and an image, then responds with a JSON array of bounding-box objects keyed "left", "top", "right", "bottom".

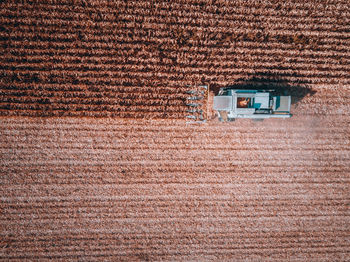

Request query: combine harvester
[
  {"left": 186, "top": 85, "right": 292, "bottom": 123},
  {"left": 213, "top": 88, "right": 292, "bottom": 122}
]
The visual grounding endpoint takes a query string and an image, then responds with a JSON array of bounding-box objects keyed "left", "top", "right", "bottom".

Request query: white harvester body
[{"left": 213, "top": 89, "right": 292, "bottom": 121}]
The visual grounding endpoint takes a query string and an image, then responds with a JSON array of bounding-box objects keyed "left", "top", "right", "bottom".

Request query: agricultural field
[
  {"left": 1, "top": 0, "right": 350, "bottom": 118},
  {"left": 1, "top": 0, "right": 350, "bottom": 260},
  {"left": 1, "top": 116, "right": 350, "bottom": 260}
]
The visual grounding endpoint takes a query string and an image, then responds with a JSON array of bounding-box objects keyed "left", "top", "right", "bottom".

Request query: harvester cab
[{"left": 213, "top": 88, "right": 292, "bottom": 122}]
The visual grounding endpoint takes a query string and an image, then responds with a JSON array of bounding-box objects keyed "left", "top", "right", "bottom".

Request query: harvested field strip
[
  {"left": 4, "top": 243, "right": 350, "bottom": 254},
  {"left": 1, "top": 124, "right": 349, "bottom": 135},
  {"left": 2, "top": 147, "right": 350, "bottom": 157},
  {"left": 1, "top": 119, "right": 349, "bottom": 132},
  {"left": 4, "top": 201, "right": 349, "bottom": 212},
  {"left": 2, "top": 144, "right": 349, "bottom": 151},
  {"left": 2, "top": 196, "right": 349, "bottom": 205},
  {"left": 3, "top": 249, "right": 349, "bottom": 261},
  {"left": 4, "top": 236, "right": 349, "bottom": 256},
  {"left": 2, "top": 213, "right": 348, "bottom": 225},
  {"left": 3, "top": 169, "right": 349, "bottom": 182},
  {"left": 1, "top": 0, "right": 350, "bottom": 259},
  {"left": 4, "top": 160, "right": 350, "bottom": 167},
  {"left": 6, "top": 241, "right": 349, "bottom": 254},
  {"left": 5, "top": 230, "right": 349, "bottom": 239},
  {"left": 2, "top": 172, "right": 350, "bottom": 184}
]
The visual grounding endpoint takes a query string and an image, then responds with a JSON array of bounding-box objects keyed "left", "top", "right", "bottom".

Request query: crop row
[
  {"left": 2, "top": 57, "right": 349, "bottom": 78},
  {"left": 4, "top": 38, "right": 350, "bottom": 68},
  {"left": 1, "top": 67, "right": 347, "bottom": 87},
  {"left": 4, "top": 34, "right": 350, "bottom": 61},
  {"left": 0, "top": 83, "right": 193, "bottom": 96},
  {"left": 2, "top": 7, "right": 350, "bottom": 37},
  {"left": 4, "top": 49, "right": 349, "bottom": 76},
  {"left": 3, "top": 48, "right": 350, "bottom": 76},
  {"left": 2, "top": 50, "right": 350, "bottom": 68},
  {"left": 0, "top": 94, "right": 186, "bottom": 106},
  {"left": 2, "top": 0, "right": 349, "bottom": 24},
  {"left": 2, "top": 47, "right": 350, "bottom": 72},
  {"left": 3, "top": 18, "right": 349, "bottom": 47},
  {"left": 0, "top": 107, "right": 187, "bottom": 118},
  {"left": 0, "top": 89, "right": 189, "bottom": 100}
]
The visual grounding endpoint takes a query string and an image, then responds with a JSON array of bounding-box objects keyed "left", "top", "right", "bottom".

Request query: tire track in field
[{"left": 1, "top": 115, "right": 350, "bottom": 260}]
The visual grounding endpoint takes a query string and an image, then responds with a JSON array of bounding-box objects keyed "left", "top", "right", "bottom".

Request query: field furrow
[{"left": 1, "top": 0, "right": 350, "bottom": 260}]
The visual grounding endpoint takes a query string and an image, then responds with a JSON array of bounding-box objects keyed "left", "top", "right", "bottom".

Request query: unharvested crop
[{"left": 1, "top": 0, "right": 349, "bottom": 118}]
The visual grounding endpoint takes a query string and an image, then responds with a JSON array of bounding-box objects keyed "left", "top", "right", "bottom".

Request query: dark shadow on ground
[{"left": 210, "top": 72, "right": 317, "bottom": 104}]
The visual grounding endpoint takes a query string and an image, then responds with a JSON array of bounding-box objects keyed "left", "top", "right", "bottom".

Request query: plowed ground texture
[
  {"left": 1, "top": 116, "right": 350, "bottom": 260},
  {"left": 1, "top": 0, "right": 350, "bottom": 261}
]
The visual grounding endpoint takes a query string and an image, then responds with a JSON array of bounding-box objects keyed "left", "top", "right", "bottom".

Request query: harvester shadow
[{"left": 210, "top": 72, "right": 316, "bottom": 104}]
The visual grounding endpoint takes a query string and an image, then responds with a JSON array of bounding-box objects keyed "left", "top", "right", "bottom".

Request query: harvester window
[{"left": 237, "top": 97, "right": 252, "bottom": 108}]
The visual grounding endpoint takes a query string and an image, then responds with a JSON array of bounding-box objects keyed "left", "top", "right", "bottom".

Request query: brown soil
[
  {"left": 1, "top": 0, "right": 350, "bottom": 260},
  {"left": 1, "top": 116, "right": 350, "bottom": 260}
]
